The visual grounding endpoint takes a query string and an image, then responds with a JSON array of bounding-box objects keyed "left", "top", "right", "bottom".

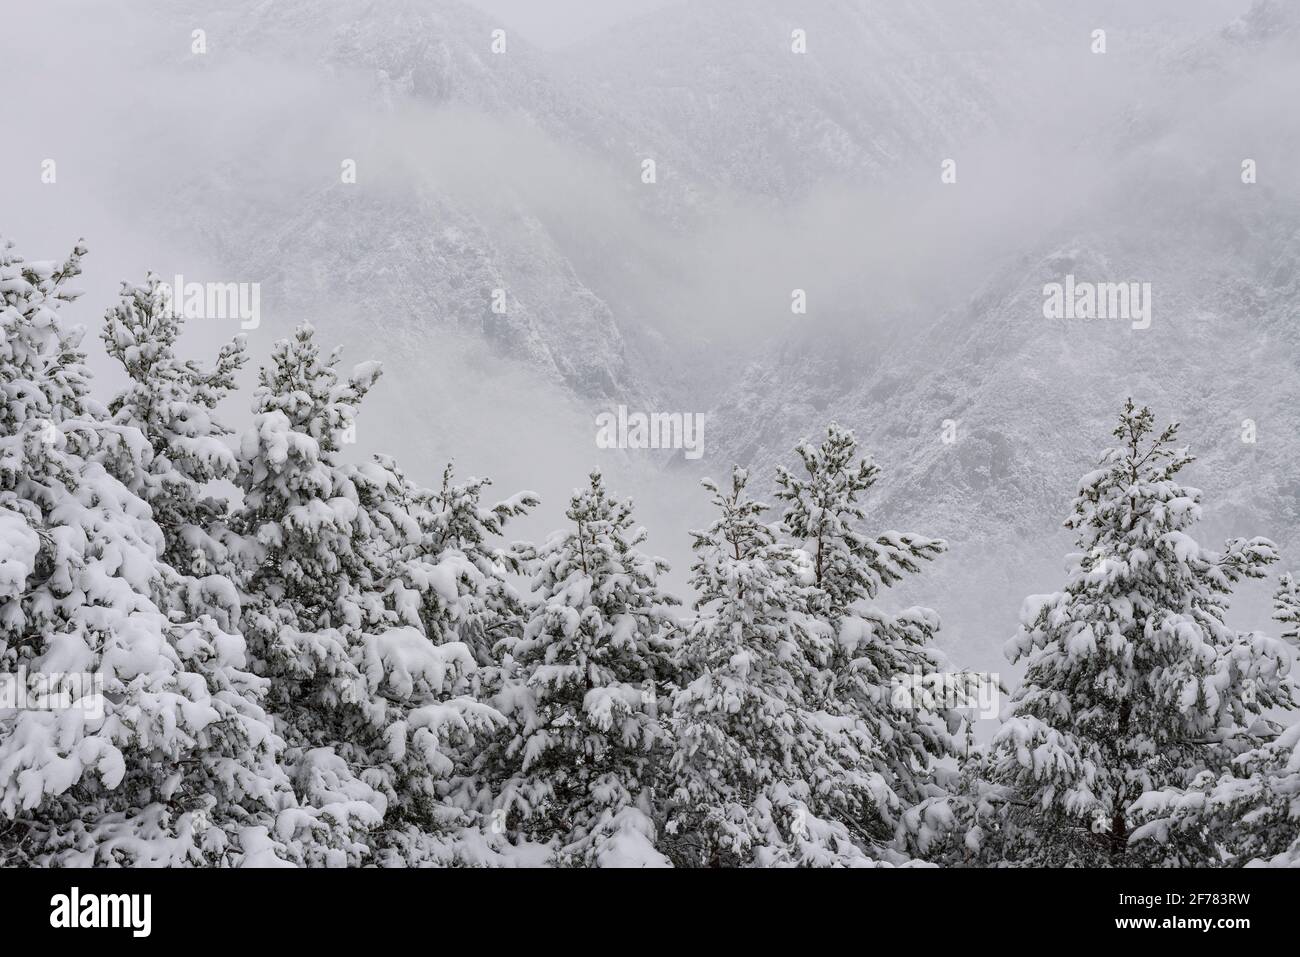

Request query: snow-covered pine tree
[
  {"left": 993, "top": 400, "right": 1289, "bottom": 865},
  {"left": 775, "top": 424, "right": 944, "bottom": 621},
  {"left": 380, "top": 460, "right": 537, "bottom": 669},
  {"left": 99, "top": 273, "right": 247, "bottom": 581},
  {"left": 0, "top": 238, "right": 293, "bottom": 866},
  {"left": 1274, "top": 572, "right": 1300, "bottom": 643},
  {"left": 233, "top": 323, "right": 504, "bottom": 865},
  {"left": 895, "top": 742, "right": 1021, "bottom": 865},
  {"left": 774, "top": 423, "right": 957, "bottom": 839},
  {"left": 1127, "top": 570, "right": 1300, "bottom": 867},
  {"left": 487, "top": 471, "right": 679, "bottom": 866},
  {"left": 664, "top": 466, "right": 884, "bottom": 866}
]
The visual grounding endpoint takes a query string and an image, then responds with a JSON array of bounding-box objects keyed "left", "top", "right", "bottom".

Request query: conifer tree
[
  {"left": 234, "top": 323, "right": 504, "bottom": 865},
  {"left": 381, "top": 460, "right": 537, "bottom": 668},
  {"left": 99, "top": 273, "right": 247, "bottom": 579},
  {"left": 664, "top": 467, "right": 884, "bottom": 866},
  {"left": 775, "top": 424, "right": 945, "bottom": 621},
  {"left": 774, "top": 424, "right": 957, "bottom": 835},
  {"left": 1129, "top": 570, "right": 1300, "bottom": 866},
  {"left": 896, "top": 744, "right": 1020, "bottom": 865},
  {"left": 993, "top": 401, "right": 1288, "bottom": 865},
  {"left": 1274, "top": 572, "right": 1300, "bottom": 643},
  {"left": 487, "top": 472, "right": 679, "bottom": 866},
  {"left": 0, "top": 238, "right": 292, "bottom": 866}
]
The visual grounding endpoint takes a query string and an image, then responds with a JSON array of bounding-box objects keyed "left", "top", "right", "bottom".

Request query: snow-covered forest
[
  {"left": 3, "top": 0, "right": 1300, "bottom": 877},
  {"left": 1, "top": 236, "right": 1297, "bottom": 867}
]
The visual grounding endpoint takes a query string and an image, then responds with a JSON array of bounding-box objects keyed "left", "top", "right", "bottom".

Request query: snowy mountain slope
[
  {"left": 132, "top": 0, "right": 1059, "bottom": 409},
  {"left": 23, "top": 0, "right": 1293, "bottom": 671},
  {"left": 143, "top": 0, "right": 676, "bottom": 403},
  {"left": 568, "top": 0, "right": 1059, "bottom": 199},
  {"left": 704, "top": 3, "right": 1300, "bottom": 665}
]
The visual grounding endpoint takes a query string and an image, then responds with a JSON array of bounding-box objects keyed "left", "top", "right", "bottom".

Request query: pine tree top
[
  {"left": 774, "top": 422, "right": 943, "bottom": 616},
  {"left": 1275, "top": 572, "right": 1300, "bottom": 644}
]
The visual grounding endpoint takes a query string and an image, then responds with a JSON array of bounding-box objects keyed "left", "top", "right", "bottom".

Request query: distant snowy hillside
[{"left": 22, "top": 0, "right": 1294, "bottom": 671}]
